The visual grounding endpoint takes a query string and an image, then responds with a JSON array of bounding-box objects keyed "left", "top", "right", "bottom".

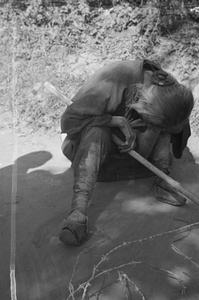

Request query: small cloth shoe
[
  {"left": 59, "top": 210, "right": 88, "bottom": 246},
  {"left": 155, "top": 177, "right": 186, "bottom": 206}
]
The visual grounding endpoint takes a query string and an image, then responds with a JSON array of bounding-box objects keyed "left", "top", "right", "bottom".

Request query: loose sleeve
[
  {"left": 61, "top": 80, "right": 115, "bottom": 140},
  {"left": 61, "top": 60, "right": 143, "bottom": 140}
]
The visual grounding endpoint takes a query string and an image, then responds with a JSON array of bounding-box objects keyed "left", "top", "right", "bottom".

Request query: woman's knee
[
  {"left": 78, "top": 127, "right": 112, "bottom": 157},
  {"left": 83, "top": 126, "right": 111, "bottom": 144}
]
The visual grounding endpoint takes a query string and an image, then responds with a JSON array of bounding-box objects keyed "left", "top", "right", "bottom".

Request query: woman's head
[{"left": 130, "top": 76, "right": 194, "bottom": 133}]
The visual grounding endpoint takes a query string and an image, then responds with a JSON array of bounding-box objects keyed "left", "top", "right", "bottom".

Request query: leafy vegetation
[{"left": 0, "top": 0, "right": 199, "bottom": 133}]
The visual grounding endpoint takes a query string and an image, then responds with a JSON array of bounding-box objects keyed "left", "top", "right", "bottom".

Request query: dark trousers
[
  {"left": 62, "top": 127, "right": 171, "bottom": 214},
  {"left": 63, "top": 127, "right": 111, "bottom": 213}
]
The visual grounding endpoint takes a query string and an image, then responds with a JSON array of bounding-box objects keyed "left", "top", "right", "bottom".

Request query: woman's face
[
  {"left": 141, "top": 113, "right": 189, "bottom": 134},
  {"left": 130, "top": 81, "right": 191, "bottom": 135}
]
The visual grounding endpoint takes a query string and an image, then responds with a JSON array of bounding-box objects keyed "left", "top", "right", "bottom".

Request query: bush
[{"left": 1, "top": 0, "right": 198, "bottom": 133}]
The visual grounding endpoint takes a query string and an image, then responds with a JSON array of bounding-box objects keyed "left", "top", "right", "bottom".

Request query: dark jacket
[{"left": 61, "top": 59, "right": 190, "bottom": 159}]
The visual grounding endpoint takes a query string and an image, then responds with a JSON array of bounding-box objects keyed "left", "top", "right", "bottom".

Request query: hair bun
[{"left": 151, "top": 70, "right": 175, "bottom": 86}]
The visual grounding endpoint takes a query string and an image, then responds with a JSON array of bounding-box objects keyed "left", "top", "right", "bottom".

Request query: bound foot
[
  {"left": 59, "top": 210, "right": 88, "bottom": 246},
  {"left": 155, "top": 177, "right": 186, "bottom": 206}
]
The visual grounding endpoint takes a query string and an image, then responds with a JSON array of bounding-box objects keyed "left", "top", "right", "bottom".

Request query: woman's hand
[
  {"left": 107, "top": 116, "right": 136, "bottom": 153},
  {"left": 117, "top": 117, "right": 136, "bottom": 152}
]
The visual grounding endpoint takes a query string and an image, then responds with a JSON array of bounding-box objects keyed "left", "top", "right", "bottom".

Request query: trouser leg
[
  {"left": 150, "top": 132, "right": 186, "bottom": 206},
  {"left": 71, "top": 126, "right": 112, "bottom": 214},
  {"left": 149, "top": 132, "right": 172, "bottom": 174},
  {"left": 60, "top": 127, "right": 112, "bottom": 245}
]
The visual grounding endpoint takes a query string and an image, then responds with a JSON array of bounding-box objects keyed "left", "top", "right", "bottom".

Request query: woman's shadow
[
  {"left": 0, "top": 149, "right": 130, "bottom": 300},
  {"left": 1, "top": 145, "right": 199, "bottom": 249}
]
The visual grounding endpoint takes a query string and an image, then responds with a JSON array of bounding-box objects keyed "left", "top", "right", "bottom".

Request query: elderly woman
[{"left": 60, "top": 59, "right": 194, "bottom": 245}]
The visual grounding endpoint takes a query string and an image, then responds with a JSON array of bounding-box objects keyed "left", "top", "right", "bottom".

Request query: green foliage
[
  {"left": 1, "top": 0, "right": 199, "bottom": 132},
  {"left": 10, "top": 1, "right": 90, "bottom": 57},
  {"left": 19, "top": 0, "right": 89, "bottom": 27},
  {"left": 92, "top": 4, "right": 140, "bottom": 33},
  {"left": 5, "top": 1, "right": 155, "bottom": 58}
]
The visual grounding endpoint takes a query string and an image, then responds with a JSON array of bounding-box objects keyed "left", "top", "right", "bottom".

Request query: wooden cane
[
  {"left": 112, "top": 135, "right": 199, "bottom": 206},
  {"left": 44, "top": 82, "right": 70, "bottom": 104},
  {"left": 44, "top": 81, "right": 199, "bottom": 206}
]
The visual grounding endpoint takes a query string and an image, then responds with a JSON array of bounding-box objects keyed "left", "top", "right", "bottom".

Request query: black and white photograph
[{"left": 0, "top": 0, "right": 199, "bottom": 299}]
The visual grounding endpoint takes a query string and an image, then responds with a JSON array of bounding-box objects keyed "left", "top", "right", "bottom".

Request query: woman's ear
[{"left": 151, "top": 70, "right": 175, "bottom": 86}]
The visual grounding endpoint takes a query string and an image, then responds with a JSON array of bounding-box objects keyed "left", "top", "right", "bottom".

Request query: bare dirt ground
[
  {"left": 1, "top": 92, "right": 199, "bottom": 300},
  {"left": 1, "top": 19, "right": 199, "bottom": 300},
  {"left": 1, "top": 113, "right": 199, "bottom": 300}
]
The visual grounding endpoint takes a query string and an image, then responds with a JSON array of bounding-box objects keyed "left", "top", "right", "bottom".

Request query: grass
[{"left": 0, "top": 3, "right": 199, "bottom": 135}]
